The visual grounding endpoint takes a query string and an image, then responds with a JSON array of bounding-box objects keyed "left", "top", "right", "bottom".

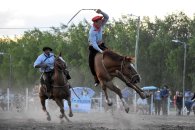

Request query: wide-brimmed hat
[
  {"left": 42, "top": 47, "right": 52, "bottom": 51},
  {"left": 92, "top": 16, "right": 103, "bottom": 22}
]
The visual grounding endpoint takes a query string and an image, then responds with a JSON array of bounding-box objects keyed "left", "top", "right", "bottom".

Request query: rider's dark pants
[{"left": 88, "top": 43, "right": 107, "bottom": 76}]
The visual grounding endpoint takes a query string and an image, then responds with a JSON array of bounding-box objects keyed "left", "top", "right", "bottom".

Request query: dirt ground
[{"left": 0, "top": 109, "right": 195, "bottom": 130}]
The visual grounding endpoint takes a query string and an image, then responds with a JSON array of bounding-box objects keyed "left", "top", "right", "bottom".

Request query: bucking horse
[{"left": 95, "top": 50, "right": 150, "bottom": 113}]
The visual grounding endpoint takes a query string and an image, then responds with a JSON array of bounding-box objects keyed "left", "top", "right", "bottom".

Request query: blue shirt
[
  {"left": 160, "top": 88, "right": 169, "bottom": 98},
  {"left": 33, "top": 53, "right": 55, "bottom": 72},
  {"left": 154, "top": 91, "right": 161, "bottom": 100},
  {"left": 88, "top": 11, "right": 109, "bottom": 52}
]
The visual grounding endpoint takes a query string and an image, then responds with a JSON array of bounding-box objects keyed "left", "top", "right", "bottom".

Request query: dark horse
[
  {"left": 39, "top": 53, "right": 73, "bottom": 122},
  {"left": 95, "top": 50, "right": 150, "bottom": 113}
]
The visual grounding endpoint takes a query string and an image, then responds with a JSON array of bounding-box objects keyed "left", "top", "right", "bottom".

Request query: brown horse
[
  {"left": 39, "top": 53, "right": 73, "bottom": 122},
  {"left": 95, "top": 50, "right": 150, "bottom": 113}
]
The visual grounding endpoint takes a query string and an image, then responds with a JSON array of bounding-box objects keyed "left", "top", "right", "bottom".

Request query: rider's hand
[
  {"left": 96, "top": 9, "right": 102, "bottom": 14},
  {"left": 41, "top": 63, "right": 48, "bottom": 68},
  {"left": 100, "top": 50, "right": 103, "bottom": 53}
]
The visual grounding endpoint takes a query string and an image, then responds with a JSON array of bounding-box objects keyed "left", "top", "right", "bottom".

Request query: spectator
[
  {"left": 160, "top": 85, "right": 169, "bottom": 115},
  {"left": 185, "top": 89, "right": 193, "bottom": 115},
  {"left": 176, "top": 92, "right": 183, "bottom": 115},
  {"left": 154, "top": 88, "right": 162, "bottom": 115},
  {"left": 173, "top": 91, "right": 179, "bottom": 110}
]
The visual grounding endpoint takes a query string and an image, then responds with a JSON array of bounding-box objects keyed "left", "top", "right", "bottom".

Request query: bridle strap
[
  {"left": 54, "top": 62, "right": 64, "bottom": 72},
  {"left": 53, "top": 85, "right": 66, "bottom": 88},
  {"left": 120, "top": 57, "right": 125, "bottom": 72},
  {"left": 119, "top": 57, "right": 139, "bottom": 82}
]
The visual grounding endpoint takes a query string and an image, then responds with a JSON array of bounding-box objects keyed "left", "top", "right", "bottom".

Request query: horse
[
  {"left": 39, "top": 53, "right": 73, "bottom": 122},
  {"left": 95, "top": 50, "right": 150, "bottom": 113}
]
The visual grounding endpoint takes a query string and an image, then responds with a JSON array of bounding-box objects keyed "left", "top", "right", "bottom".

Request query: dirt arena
[{"left": 0, "top": 108, "right": 195, "bottom": 130}]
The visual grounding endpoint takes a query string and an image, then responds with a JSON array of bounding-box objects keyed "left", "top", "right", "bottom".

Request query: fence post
[
  {"left": 167, "top": 95, "right": 170, "bottom": 115},
  {"left": 151, "top": 94, "right": 154, "bottom": 115},
  {"left": 100, "top": 92, "right": 103, "bottom": 112},
  {"left": 7, "top": 88, "right": 10, "bottom": 111},
  {"left": 25, "top": 88, "right": 29, "bottom": 111},
  {"left": 134, "top": 92, "right": 137, "bottom": 112}
]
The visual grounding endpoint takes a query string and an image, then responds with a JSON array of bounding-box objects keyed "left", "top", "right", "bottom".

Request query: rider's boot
[
  {"left": 94, "top": 76, "right": 100, "bottom": 87},
  {"left": 191, "top": 93, "right": 195, "bottom": 100}
]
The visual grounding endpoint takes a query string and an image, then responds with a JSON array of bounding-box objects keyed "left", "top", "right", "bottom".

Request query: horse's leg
[
  {"left": 55, "top": 99, "right": 70, "bottom": 122},
  {"left": 130, "top": 84, "right": 151, "bottom": 99},
  {"left": 99, "top": 79, "right": 112, "bottom": 106},
  {"left": 116, "top": 70, "right": 150, "bottom": 99},
  {"left": 103, "top": 87, "right": 112, "bottom": 106},
  {"left": 104, "top": 81, "right": 129, "bottom": 113},
  {"left": 40, "top": 96, "right": 51, "bottom": 121},
  {"left": 67, "top": 97, "right": 73, "bottom": 117}
]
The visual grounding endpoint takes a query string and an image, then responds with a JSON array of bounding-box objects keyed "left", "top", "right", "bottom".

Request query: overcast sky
[{"left": 1, "top": 0, "right": 195, "bottom": 37}]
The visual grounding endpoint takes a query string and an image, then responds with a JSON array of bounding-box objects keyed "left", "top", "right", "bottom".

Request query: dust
[
  {"left": 1, "top": 107, "right": 195, "bottom": 130},
  {"left": 1, "top": 88, "right": 195, "bottom": 130}
]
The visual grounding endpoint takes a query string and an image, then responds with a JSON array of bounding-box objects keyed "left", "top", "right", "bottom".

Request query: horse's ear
[
  {"left": 125, "top": 56, "right": 135, "bottom": 62},
  {"left": 59, "top": 52, "right": 62, "bottom": 57}
]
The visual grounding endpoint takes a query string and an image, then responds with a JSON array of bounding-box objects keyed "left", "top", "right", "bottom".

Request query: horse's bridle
[
  {"left": 54, "top": 60, "right": 64, "bottom": 72},
  {"left": 120, "top": 57, "right": 140, "bottom": 83}
]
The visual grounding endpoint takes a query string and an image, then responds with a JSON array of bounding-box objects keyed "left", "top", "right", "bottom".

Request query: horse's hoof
[
  {"left": 140, "top": 92, "right": 146, "bottom": 99},
  {"left": 69, "top": 113, "right": 73, "bottom": 117},
  {"left": 108, "top": 102, "right": 113, "bottom": 106},
  {"left": 145, "top": 92, "right": 152, "bottom": 98},
  {"left": 59, "top": 115, "right": 64, "bottom": 119},
  {"left": 47, "top": 116, "right": 51, "bottom": 121},
  {"left": 140, "top": 92, "right": 151, "bottom": 99},
  {"left": 125, "top": 107, "right": 129, "bottom": 113}
]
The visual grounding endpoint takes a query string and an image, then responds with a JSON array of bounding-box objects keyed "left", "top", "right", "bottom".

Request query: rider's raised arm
[{"left": 97, "top": 9, "right": 109, "bottom": 27}]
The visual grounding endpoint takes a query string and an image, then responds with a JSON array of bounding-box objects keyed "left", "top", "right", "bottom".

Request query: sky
[{"left": 0, "top": 0, "right": 195, "bottom": 37}]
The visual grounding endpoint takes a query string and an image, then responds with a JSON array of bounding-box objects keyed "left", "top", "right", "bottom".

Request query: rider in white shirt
[
  {"left": 88, "top": 9, "right": 109, "bottom": 86},
  {"left": 34, "top": 47, "right": 55, "bottom": 93}
]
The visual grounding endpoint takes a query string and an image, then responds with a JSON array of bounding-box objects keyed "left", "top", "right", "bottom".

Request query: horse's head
[
  {"left": 103, "top": 50, "right": 141, "bottom": 84},
  {"left": 54, "top": 52, "right": 66, "bottom": 71},
  {"left": 121, "top": 56, "right": 141, "bottom": 84}
]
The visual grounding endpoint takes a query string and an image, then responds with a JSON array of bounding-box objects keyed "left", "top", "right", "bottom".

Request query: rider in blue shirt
[
  {"left": 34, "top": 47, "right": 71, "bottom": 94},
  {"left": 88, "top": 9, "right": 109, "bottom": 86},
  {"left": 34, "top": 47, "right": 55, "bottom": 72},
  {"left": 34, "top": 47, "right": 55, "bottom": 93}
]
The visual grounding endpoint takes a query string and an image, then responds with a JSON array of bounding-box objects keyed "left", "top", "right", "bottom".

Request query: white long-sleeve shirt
[
  {"left": 33, "top": 53, "right": 55, "bottom": 72},
  {"left": 88, "top": 11, "right": 109, "bottom": 52}
]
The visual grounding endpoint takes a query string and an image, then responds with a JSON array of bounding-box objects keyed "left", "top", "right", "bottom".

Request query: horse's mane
[{"left": 103, "top": 50, "right": 123, "bottom": 61}]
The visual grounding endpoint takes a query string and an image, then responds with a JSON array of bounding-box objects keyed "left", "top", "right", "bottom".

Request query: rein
[
  {"left": 119, "top": 57, "right": 139, "bottom": 83},
  {"left": 120, "top": 57, "right": 125, "bottom": 72},
  {"left": 53, "top": 85, "right": 65, "bottom": 88}
]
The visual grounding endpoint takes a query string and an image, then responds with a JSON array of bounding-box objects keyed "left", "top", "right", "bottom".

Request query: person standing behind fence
[
  {"left": 154, "top": 88, "right": 162, "bottom": 115},
  {"left": 176, "top": 92, "right": 183, "bottom": 115},
  {"left": 160, "top": 85, "right": 169, "bottom": 115},
  {"left": 185, "top": 89, "right": 193, "bottom": 115},
  {"left": 173, "top": 91, "right": 179, "bottom": 110}
]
